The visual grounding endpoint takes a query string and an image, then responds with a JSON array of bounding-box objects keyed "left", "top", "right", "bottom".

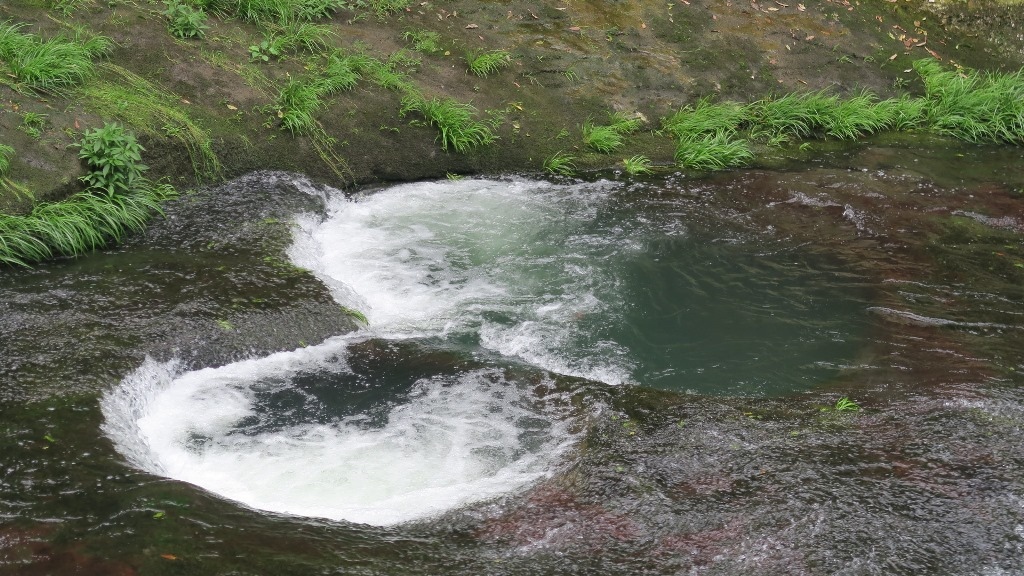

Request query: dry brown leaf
[
  {"left": 797, "top": 3, "right": 805, "bottom": 9},
  {"left": 805, "top": 35, "right": 815, "bottom": 41},
  {"left": 465, "top": 23, "right": 478, "bottom": 28},
  {"left": 888, "top": 53, "right": 898, "bottom": 60},
  {"left": 160, "top": 554, "right": 178, "bottom": 561}
]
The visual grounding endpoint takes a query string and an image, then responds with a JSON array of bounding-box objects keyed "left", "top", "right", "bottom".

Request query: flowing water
[{"left": 2, "top": 142, "right": 1024, "bottom": 575}]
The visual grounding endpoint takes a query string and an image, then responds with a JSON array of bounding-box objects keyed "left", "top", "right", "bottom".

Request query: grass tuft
[
  {"left": 465, "top": 49, "right": 512, "bottom": 78},
  {"left": 543, "top": 151, "right": 577, "bottom": 176},
  {"left": 675, "top": 131, "right": 753, "bottom": 171},
  {"left": 622, "top": 154, "right": 653, "bottom": 176},
  {"left": 663, "top": 97, "right": 748, "bottom": 138},
  {"left": 914, "top": 58, "right": 1024, "bottom": 144},
  {"left": 0, "top": 22, "right": 111, "bottom": 94},
  {"left": 402, "top": 28, "right": 442, "bottom": 54},
  {"left": 400, "top": 94, "right": 496, "bottom": 152},
  {"left": 0, "top": 145, "right": 12, "bottom": 177}
]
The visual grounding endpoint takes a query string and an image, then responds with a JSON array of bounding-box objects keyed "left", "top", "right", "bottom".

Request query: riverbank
[{"left": 2, "top": 0, "right": 1022, "bottom": 218}]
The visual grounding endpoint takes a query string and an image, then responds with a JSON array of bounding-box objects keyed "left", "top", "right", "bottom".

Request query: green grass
[
  {"left": 402, "top": 29, "right": 442, "bottom": 54},
  {"left": 270, "top": 50, "right": 365, "bottom": 135},
  {"left": 0, "top": 21, "right": 111, "bottom": 94},
  {"left": 622, "top": 154, "right": 653, "bottom": 176},
  {"left": 400, "top": 94, "right": 496, "bottom": 153},
  {"left": 915, "top": 58, "right": 1024, "bottom": 144},
  {"left": 675, "top": 131, "right": 753, "bottom": 171},
  {"left": 79, "top": 64, "right": 221, "bottom": 180},
  {"left": 1, "top": 125, "right": 176, "bottom": 266},
  {"left": 543, "top": 151, "right": 577, "bottom": 176},
  {"left": 0, "top": 145, "right": 13, "bottom": 177},
  {"left": 204, "top": 0, "right": 339, "bottom": 25},
  {"left": 607, "top": 111, "right": 643, "bottom": 134},
  {"left": 0, "top": 183, "right": 176, "bottom": 266},
  {"left": 874, "top": 95, "right": 927, "bottom": 131},
  {"left": 465, "top": 49, "right": 512, "bottom": 78},
  {"left": 749, "top": 91, "right": 835, "bottom": 140},
  {"left": 820, "top": 90, "right": 890, "bottom": 140},
  {"left": 369, "top": 0, "right": 412, "bottom": 19},
  {"left": 264, "top": 20, "right": 335, "bottom": 55},
  {"left": 582, "top": 119, "right": 624, "bottom": 153},
  {"left": 276, "top": 77, "right": 322, "bottom": 134},
  {"left": 662, "top": 97, "right": 748, "bottom": 138}
]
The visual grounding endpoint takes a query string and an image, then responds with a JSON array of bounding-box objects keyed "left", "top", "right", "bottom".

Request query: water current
[{"left": 2, "top": 142, "right": 1024, "bottom": 574}]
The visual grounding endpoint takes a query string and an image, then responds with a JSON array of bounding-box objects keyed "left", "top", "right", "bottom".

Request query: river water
[{"left": 2, "top": 141, "right": 1023, "bottom": 575}]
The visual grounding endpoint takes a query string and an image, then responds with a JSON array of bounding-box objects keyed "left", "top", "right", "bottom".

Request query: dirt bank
[{"left": 1, "top": 0, "right": 1022, "bottom": 209}]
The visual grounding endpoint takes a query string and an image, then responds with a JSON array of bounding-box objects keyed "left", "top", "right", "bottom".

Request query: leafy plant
[
  {"left": 622, "top": 154, "right": 653, "bottom": 176},
  {"left": 50, "top": 0, "right": 94, "bottom": 16},
  {"left": 1, "top": 125, "right": 175, "bottom": 266},
  {"left": 80, "top": 64, "right": 220, "bottom": 180},
  {"left": 163, "top": 0, "right": 209, "bottom": 39},
  {"left": 248, "top": 39, "right": 280, "bottom": 61},
  {"left": 821, "top": 90, "right": 888, "bottom": 140},
  {"left": 465, "top": 49, "right": 511, "bottom": 78},
  {"left": 76, "top": 122, "right": 147, "bottom": 196},
  {"left": 543, "top": 151, "right": 577, "bottom": 176}
]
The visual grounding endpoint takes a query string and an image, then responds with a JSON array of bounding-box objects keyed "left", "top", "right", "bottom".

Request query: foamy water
[{"left": 102, "top": 178, "right": 633, "bottom": 525}]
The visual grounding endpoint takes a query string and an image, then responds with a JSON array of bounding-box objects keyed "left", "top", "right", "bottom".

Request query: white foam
[
  {"left": 103, "top": 177, "right": 647, "bottom": 525},
  {"left": 102, "top": 342, "right": 573, "bottom": 526},
  {"left": 288, "top": 177, "right": 634, "bottom": 382}
]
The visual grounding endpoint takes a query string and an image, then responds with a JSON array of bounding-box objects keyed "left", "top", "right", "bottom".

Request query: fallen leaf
[
  {"left": 875, "top": 15, "right": 883, "bottom": 22},
  {"left": 569, "top": 26, "right": 581, "bottom": 31},
  {"left": 767, "top": 6, "right": 779, "bottom": 11},
  {"left": 774, "top": 0, "right": 788, "bottom": 6},
  {"left": 160, "top": 554, "right": 178, "bottom": 561},
  {"left": 181, "top": 99, "right": 191, "bottom": 105},
  {"left": 805, "top": 34, "right": 815, "bottom": 41},
  {"left": 915, "top": 41, "right": 927, "bottom": 47},
  {"left": 925, "top": 47, "right": 941, "bottom": 59},
  {"left": 226, "top": 104, "right": 237, "bottom": 110},
  {"left": 889, "top": 53, "right": 898, "bottom": 60},
  {"left": 641, "top": 21, "right": 647, "bottom": 28},
  {"left": 914, "top": 20, "right": 921, "bottom": 27},
  {"left": 465, "top": 23, "right": 478, "bottom": 28},
  {"left": 797, "top": 3, "right": 805, "bottom": 9}
]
